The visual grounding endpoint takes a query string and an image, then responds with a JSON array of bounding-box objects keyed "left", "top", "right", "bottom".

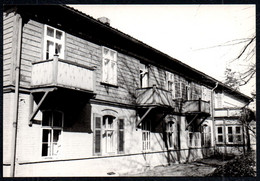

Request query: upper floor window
[
  {"left": 174, "top": 75, "right": 187, "bottom": 99},
  {"left": 140, "top": 63, "right": 149, "bottom": 88},
  {"left": 42, "top": 110, "right": 63, "bottom": 157},
  {"left": 166, "top": 72, "right": 175, "bottom": 98},
  {"left": 43, "top": 25, "right": 65, "bottom": 60},
  {"left": 102, "top": 47, "right": 117, "bottom": 85}
]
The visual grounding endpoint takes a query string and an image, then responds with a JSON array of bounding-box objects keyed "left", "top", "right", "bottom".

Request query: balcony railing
[
  {"left": 136, "top": 85, "right": 175, "bottom": 108},
  {"left": 214, "top": 108, "right": 242, "bottom": 117},
  {"left": 182, "top": 99, "right": 210, "bottom": 114},
  {"left": 31, "top": 56, "right": 95, "bottom": 92}
]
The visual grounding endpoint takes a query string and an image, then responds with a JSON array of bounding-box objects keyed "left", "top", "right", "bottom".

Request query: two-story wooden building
[{"left": 3, "top": 5, "right": 254, "bottom": 177}]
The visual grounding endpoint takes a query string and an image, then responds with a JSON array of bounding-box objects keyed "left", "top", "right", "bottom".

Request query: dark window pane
[
  {"left": 42, "top": 111, "right": 51, "bottom": 126},
  {"left": 53, "top": 130, "right": 61, "bottom": 142},
  {"left": 228, "top": 135, "right": 233, "bottom": 142},
  {"left": 236, "top": 127, "right": 241, "bottom": 134},
  {"left": 218, "top": 135, "right": 223, "bottom": 142},
  {"left": 95, "top": 130, "right": 101, "bottom": 153},
  {"left": 47, "top": 27, "right": 54, "bottom": 37},
  {"left": 217, "top": 127, "right": 222, "bottom": 134},
  {"left": 42, "top": 144, "right": 48, "bottom": 156},
  {"left": 42, "top": 129, "right": 51, "bottom": 142},
  {"left": 119, "top": 119, "right": 124, "bottom": 129},
  {"left": 56, "top": 30, "right": 62, "bottom": 40},
  {"left": 228, "top": 127, "right": 232, "bottom": 134},
  {"left": 119, "top": 131, "right": 124, "bottom": 152},
  {"left": 53, "top": 111, "right": 62, "bottom": 127},
  {"left": 95, "top": 117, "right": 101, "bottom": 129},
  {"left": 237, "top": 135, "right": 242, "bottom": 142}
]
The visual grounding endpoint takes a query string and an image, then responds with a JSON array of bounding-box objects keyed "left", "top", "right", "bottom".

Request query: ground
[{"left": 121, "top": 158, "right": 229, "bottom": 176}]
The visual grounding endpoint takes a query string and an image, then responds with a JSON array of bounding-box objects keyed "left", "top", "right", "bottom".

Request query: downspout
[
  {"left": 211, "top": 82, "right": 218, "bottom": 154},
  {"left": 10, "top": 13, "right": 22, "bottom": 177}
]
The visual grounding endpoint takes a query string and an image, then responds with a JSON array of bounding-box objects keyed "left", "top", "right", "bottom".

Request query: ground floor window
[
  {"left": 166, "top": 121, "right": 174, "bottom": 149},
  {"left": 142, "top": 120, "right": 151, "bottom": 151},
  {"left": 227, "top": 126, "right": 243, "bottom": 144},
  {"left": 93, "top": 114, "right": 125, "bottom": 155},
  {"left": 201, "top": 125, "right": 211, "bottom": 147},
  {"left": 216, "top": 126, "right": 224, "bottom": 143},
  {"left": 42, "top": 110, "right": 63, "bottom": 157},
  {"left": 187, "top": 126, "right": 201, "bottom": 148}
]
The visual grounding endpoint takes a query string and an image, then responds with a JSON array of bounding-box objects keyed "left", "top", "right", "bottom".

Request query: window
[
  {"left": 216, "top": 126, "right": 224, "bottom": 143},
  {"left": 93, "top": 114, "right": 124, "bottom": 155},
  {"left": 174, "top": 75, "right": 187, "bottom": 99},
  {"left": 166, "top": 121, "right": 174, "bottom": 149},
  {"left": 140, "top": 63, "right": 149, "bottom": 88},
  {"left": 226, "top": 126, "right": 243, "bottom": 144},
  {"left": 142, "top": 120, "right": 151, "bottom": 151},
  {"left": 166, "top": 72, "right": 175, "bottom": 98},
  {"left": 43, "top": 25, "right": 65, "bottom": 60},
  {"left": 188, "top": 126, "right": 201, "bottom": 148},
  {"left": 201, "top": 125, "right": 211, "bottom": 147},
  {"left": 102, "top": 47, "right": 117, "bottom": 85},
  {"left": 42, "top": 110, "right": 63, "bottom": 157},
  {"left": 118, "top": 119, "right": 124, "bottom": 153}
]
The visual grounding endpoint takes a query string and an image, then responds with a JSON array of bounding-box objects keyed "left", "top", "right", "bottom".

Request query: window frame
[
  {"left": 216, "top": 126, "right": 224, "bottom": 144},
  {"left": 41, "top": 110, "right": 63, "bottom": 158},
  {"left": 43, "top": 25, "right": 65, "bottom": 60},
  {"left": 140, "top": 63, "right": 149, "bottom": 88},
  {"left": 166, "top": 72, "right": 175, "bottom": 99},
  {"left": 101, "top": 46, "right": 118, "bottom": 86},
  {"left": 165, "top": 121, "right": 174, "bottom": 149},
  {"left": 226, "top": 125, "right": 243, "bottom": 144},
  {"left": 142, "top": 120, "right": 151, "bottom": 152}
]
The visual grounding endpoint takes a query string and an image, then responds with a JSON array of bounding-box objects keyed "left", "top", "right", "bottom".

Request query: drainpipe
[
  {"left": 211, "top": 82, "right": 218, "bottom": 154},
  {"left": 10, "top": 13, "right": 22, "bottom": 177}
]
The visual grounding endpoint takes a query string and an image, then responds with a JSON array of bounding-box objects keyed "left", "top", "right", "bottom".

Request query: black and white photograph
[{"left": 2, "top": 3, "right": 256, "bottom": 177}]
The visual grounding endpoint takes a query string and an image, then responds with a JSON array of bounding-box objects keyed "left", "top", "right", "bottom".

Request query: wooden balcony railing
[
  {"left": 31, "top": 56, "right": 95, "bottom": 92},
  {"left": 182, "top": 99, "right": 210, "bottom": 114},
  {"left": 214, "top": 108, "right": 242, "bottom": 117},
  {"left": 136, "top": 85, "right": 175, "bottom": 108}
]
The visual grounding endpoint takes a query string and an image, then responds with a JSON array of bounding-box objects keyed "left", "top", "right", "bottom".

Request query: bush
[{"left": 208, "top": 152, "right": 256, "bottom": 177}]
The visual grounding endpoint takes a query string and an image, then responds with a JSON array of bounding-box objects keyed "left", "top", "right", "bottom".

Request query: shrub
[{"left": 208, "top": 152, "right": 256, "bottom": 177}]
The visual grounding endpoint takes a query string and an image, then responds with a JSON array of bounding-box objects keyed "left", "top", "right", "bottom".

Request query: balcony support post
[
  {"left": 185, "top": 114, "right": 199, "bottom": 130},
  {"left": 136, "top": 107, "right": 154, "bottom": 128},
  {"left": 28, "top": 90, "right": 51, "bottom": 126}
]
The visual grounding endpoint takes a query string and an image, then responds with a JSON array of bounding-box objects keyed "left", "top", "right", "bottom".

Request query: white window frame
[
  {"left": 174, "top": 75, "right": 187, "bottom": 99},
  {"left": 201, "top": 125, "right": 211, "bottom": 147},
  {"left": 101, "top": 46, "right": 118, "bottom": 85},
  {"left": 166, "top": 72, "right": 175, "bottom": 98},
  {"left": 140, "top": 63, "right": 149, "bottom": 88},
  {"left": 41, "top": 110, "right": 63, "bottom": 157},
  {"left": 142, "top": 120, "right": 151, "bottom": 152},
  {"left": 166, "top": 121, "right": 174, "bottom": 149},
  {"left": 226, "top": 126, "right": 243, "bottom": 144},
  {"left": 43, "top": 25, "right": 65, "bottom": 60},
  {"left": 103, "top": 115, "right": 116, "bottom": 154},
  {"left": 216, "top": 126, "right": 224, "bottom": 144}
]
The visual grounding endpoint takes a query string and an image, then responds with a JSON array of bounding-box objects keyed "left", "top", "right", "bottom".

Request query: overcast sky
[{"left": 69, "top": 5, "right": 255, "bottom": 96}]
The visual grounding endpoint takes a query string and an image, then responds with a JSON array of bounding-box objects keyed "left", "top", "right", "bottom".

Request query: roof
[{"left": 4, "top": 5, "right": 253, "bottom": 103}]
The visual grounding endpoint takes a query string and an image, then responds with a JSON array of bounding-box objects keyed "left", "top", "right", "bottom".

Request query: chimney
[{"left": 98, "top": 17, "right": 110, "bottom": 26}]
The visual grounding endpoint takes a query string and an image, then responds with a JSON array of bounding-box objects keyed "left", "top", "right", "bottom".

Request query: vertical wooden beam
[
  {"left": 28, "top": 93, "right": 34, "bottom": 127},
  {"left": 53, "top": 55, "right": 58, "bottom": 85}
]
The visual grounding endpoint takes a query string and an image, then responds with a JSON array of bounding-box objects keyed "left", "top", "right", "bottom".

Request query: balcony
[
  {"left": 182, "top": 99, "right": 210, "bottom": 115},
  {"left": 136, "top": 86, "right": 175, "bottom": 108},
  {"left": 214, "top": 108, "right": 242, "bottom": 118},
  {"left": 31, "top": 56, "right": 95, "bottom": 92}
]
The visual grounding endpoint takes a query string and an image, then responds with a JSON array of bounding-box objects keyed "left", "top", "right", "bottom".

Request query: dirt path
[{"left": 121, "top": 159, "right": 226, "bottom": 176}]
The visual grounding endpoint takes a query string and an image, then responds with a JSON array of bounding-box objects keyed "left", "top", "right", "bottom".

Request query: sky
[{"left": 69, "top": 5, "right": 255, "bottom": 97}]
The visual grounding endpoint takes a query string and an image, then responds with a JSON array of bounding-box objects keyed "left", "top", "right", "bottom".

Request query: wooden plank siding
[
  {"left": 20, "top": 19, "right": 43, "bottom": 87},
  {"left": 3, "top": 12, "right": 15, "bottom": 87}
]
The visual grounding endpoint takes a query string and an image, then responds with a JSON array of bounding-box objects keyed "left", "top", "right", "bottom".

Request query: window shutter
[
  {"left": 93, "top": 114, "right": 102, "bottom": 155},
  {"left": 118, "top": 118, "right": 124, "bottom": 153}
]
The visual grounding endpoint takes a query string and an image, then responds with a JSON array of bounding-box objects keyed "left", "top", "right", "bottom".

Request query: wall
[{"left": 3, "top": 11, "right": 15, "bottom": 87}]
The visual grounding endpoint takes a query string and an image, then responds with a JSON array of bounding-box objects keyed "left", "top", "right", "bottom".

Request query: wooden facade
[{"left": 3, "top": 5, "right": 254, "bottom": 177}]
